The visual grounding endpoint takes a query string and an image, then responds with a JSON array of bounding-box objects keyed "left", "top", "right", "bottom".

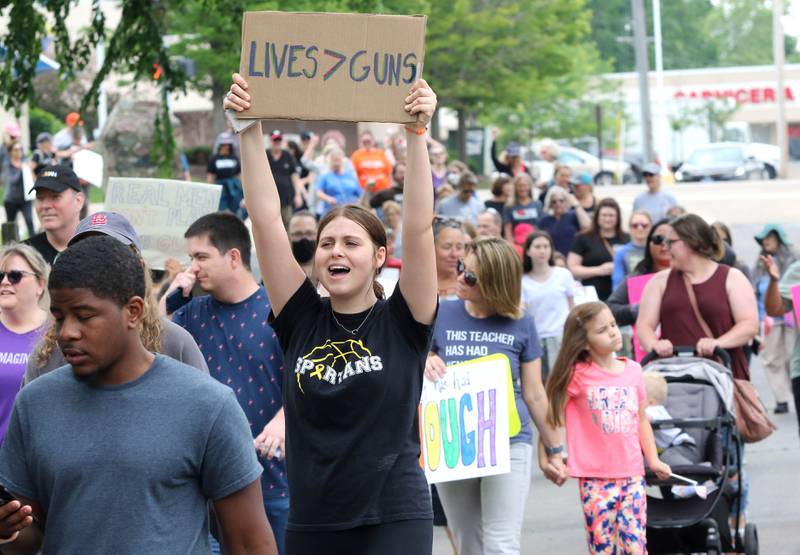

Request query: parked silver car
[{"left": 674, "top": 143, "right": 770, "bottom": 182}]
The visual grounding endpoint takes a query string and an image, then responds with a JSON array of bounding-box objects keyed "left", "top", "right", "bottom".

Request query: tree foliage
[{"left": 587, "top": 0, "right": 797, "bottom": 72}]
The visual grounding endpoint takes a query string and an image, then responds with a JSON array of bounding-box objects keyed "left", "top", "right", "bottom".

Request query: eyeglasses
[
  {"left": 0, "top": 270, "right": 37, "bottom": 285},
  {"left": 643, "top": 172, "right": 656, "bottom": 178},
  {"left": 456, "top": 259, "right": 478, "bottom": 287},
  {"left": 630, "top": 222, "right": 650, "bottom": 230},
  {"left": 664, "top": 237, "right": 682, "bottom": 248}
]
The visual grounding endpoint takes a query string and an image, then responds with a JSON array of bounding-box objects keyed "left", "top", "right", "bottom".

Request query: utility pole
[
  {"left": 773, "top": 0, "right": 788, "bottom": 178},
  {"left": 652, "top": 0, "right": 666, "bottom": 165},
  {"left": 631, "top": 0, "right": 654, "bottom": 164}
]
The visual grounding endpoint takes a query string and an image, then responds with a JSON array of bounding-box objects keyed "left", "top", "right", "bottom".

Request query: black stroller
[{"left": 642, "top": 347, "right": 759, "bottom": 555}]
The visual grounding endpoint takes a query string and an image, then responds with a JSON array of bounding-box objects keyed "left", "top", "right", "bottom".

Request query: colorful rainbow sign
[{"left": 418, "top": 354, "right": 512, "bottom": 484}]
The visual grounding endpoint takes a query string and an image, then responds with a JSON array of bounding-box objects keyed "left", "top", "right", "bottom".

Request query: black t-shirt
[
  {"left": 23, "top": 232, "right": 60, "bottom": 266},
  {"left": 270, "top": 279, "right": 434, "bottom": 531},
  {"left": 31, "top": 149, "right": 56, "bottom": 176},
  {"left": 206, "top": 154, "right": 241, "bottom": 180},
  {"left": 569, "top": 232, "right": 630, "bottom": 300},
  {"left": 267, "top": 150, "right": 297, "bottom": 207}
]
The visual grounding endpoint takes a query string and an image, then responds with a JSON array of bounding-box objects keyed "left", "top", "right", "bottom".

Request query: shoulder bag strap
[{"left": 681, "top": 271, "right": 714, "bottom": 338}]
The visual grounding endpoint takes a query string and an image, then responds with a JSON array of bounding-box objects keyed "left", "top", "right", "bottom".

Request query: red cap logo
[{"left": 91, "top": 214, "right": 108, "bottom": 226}]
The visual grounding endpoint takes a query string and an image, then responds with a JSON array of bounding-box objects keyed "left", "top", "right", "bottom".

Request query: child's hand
[
  {"left": 650, "top": 459, "right": 671, "bottom": 481},
  {"left": 544, "top": 455, "right": 568, "bottom": 486}
]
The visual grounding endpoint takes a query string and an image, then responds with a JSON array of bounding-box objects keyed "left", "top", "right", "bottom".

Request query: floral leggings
[{"left": 579, "top": 476, "right": 647, "bottom": 554}]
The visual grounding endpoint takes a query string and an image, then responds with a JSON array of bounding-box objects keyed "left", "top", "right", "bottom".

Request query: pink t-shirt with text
[{"left": 565, "top": 357, "right": 645, "bottom": 479}]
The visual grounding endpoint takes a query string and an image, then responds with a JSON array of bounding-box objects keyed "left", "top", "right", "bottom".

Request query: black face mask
[{"left": 291, "top": 238, "right": 315, "bottom": 264}]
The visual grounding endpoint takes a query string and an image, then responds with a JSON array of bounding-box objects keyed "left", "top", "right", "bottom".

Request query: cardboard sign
[
  {"left": 238, "top": 11, "right": 426, "bottom": 123},
  {"left": 105, "top": 178, "right": 221, "bottom": 270},
  {"left": 627, "top": 273, "right": 656, "bottom": 362},
  {"left": 418, "top": 354, "right": 513, "bottom": 484}
]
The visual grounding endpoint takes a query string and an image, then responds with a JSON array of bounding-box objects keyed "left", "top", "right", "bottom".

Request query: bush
[
  {"left": 28, "top": 107, "right": 62, "bottom": 140},
  {"left": 185, "top": 145, "right": 212, "bottom": 166}
]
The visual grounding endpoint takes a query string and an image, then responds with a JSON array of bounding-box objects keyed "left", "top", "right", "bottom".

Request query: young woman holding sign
[
  {"left": 225, "top": 74, "right": 438, "bottom": 554},
  {"left": 424, "top": 237, "right": 565, "bottom": 555}
]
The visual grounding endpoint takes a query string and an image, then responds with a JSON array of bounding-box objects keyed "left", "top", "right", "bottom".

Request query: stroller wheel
[
  {"left": 743, "top": 523, "right": 758, "bottom": 555},
  {"left": 705, "top": 524, "right": 722, "bottom": 554}
]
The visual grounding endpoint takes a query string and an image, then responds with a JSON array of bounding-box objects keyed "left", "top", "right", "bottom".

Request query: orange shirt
[{"left": 351, "top": 148, "right": 392, "bottom": 193}]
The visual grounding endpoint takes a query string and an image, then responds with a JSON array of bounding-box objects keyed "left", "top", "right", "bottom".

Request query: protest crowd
[{"left": 0, "top": 69, "right": 796, "bottom": 555}]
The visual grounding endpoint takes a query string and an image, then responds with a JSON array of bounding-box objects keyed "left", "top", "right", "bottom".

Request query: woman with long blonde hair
[{"left": 424, "top": 237, "right": 564, "bottom": 554}]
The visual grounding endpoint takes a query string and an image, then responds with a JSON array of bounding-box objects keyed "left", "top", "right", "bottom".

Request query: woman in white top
[{"left": 521, "top": 230, "right": 574, "bottom": 380}]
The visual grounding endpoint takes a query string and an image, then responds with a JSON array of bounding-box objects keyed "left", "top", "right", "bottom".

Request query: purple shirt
[{"left": 0, "top": 321, "right": 47, "bottom": 443}]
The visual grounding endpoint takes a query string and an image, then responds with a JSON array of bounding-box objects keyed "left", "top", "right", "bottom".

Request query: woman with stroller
[{"left": 636, "top": 213, "right": 758, "bottom": 534}]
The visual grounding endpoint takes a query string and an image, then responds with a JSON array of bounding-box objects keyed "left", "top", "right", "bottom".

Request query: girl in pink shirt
[{"left": 545, "top": 302, "right": 670, "bottom": 554}]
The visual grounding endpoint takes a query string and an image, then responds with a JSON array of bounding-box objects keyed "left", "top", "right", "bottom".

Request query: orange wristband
[{"left": 404, "top": 125, "right": 427, "bottom": 135}]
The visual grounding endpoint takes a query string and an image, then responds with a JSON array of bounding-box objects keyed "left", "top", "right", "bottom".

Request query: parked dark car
[{"left": 674, "top": 143, "right": 769, "bottom": 182}]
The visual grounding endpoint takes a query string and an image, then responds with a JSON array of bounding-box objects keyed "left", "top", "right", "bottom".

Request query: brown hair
[
  {"left": 317, "top": 205, "right": 387, "bottom": 299},
  {"left": 584, "top": 197, "right": 624, "bottom": 242},
  {"left": 522, "top": 231, "right": 556, "bottom": 272},
  {"left": 670, "top": 213, "right": 724, "bottom": 260},
  {"left": 468, "top": 238, "right": 523, "bottom": 319},
  {"left": 546, "top": 302, "right": 609, "bottom": 427},
  {"left": 490, "top": 175, "right": 511, "bottom": 197}
]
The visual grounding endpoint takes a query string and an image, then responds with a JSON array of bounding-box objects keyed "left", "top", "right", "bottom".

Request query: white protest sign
[
  {"left": 105, "top": 177, "right": 221, "bottom": 270},
  {"left": 72, "top": 149, "right": 104, "bottom": 188},
  {"left": 419, "top": 354, "right": 512, "bottom": 484}
]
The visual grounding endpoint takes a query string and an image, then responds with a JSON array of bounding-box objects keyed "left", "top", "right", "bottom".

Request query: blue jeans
[{"left": 210, "top": 496, "right": 289, "bottom": 555}]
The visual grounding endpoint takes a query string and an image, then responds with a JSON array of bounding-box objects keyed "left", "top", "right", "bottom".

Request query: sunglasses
[
  {"left": 630, "top": 222, "right": 650, "bottom": 230},
  {"left": 456, "top": 259, "right": 478, "bottom": 287},
  {"left": 433, "top": 215, "right": 463, "bottom": 230},
  {"left": 0, "top": 270, "right": 37, "bottom": 285},
  {"left": 643, "top": 172, "right": 656, "bottom": 178}
]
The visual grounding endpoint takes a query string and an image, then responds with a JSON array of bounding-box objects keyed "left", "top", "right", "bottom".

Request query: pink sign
[
  {"left": 792, "top": 286, "right": 800, "bottom": 329},
  {"left": 627, "top": 273, "right": 656, "bottom": 362}
]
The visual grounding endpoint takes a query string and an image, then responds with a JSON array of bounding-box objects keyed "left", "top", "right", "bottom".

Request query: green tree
[
  {"left": 425, "top": 0, "right": 595, "bottom": 159},
  {"left": 587, "top": 0, "right": 796, "bottom": 72}
]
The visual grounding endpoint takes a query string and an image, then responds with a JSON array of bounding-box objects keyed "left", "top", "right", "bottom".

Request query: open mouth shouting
[{"left": 328, "top": 264, "right": 351, "bottom": 279}]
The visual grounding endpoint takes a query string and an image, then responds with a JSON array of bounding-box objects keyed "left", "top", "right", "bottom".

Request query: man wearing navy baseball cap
[{"left": 23, "top": 165, "right": 84, "bottom": 266}]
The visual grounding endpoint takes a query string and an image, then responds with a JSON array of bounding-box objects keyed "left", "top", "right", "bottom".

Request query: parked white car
[{"left": 530, "top": 145, "right": 635, "bottom": 185}]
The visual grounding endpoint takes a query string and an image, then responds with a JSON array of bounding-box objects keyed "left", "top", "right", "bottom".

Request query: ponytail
[{"left": 373, "top": 279, "right": 385, "bottom": 299}]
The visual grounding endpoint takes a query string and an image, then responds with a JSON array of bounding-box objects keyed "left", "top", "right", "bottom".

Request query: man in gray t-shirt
[
  {"left": 0, "top": 237, "right": 276, "bottom": 554},
  {"left": 632, "top": 163, "right": 677, "bottom": 222}
]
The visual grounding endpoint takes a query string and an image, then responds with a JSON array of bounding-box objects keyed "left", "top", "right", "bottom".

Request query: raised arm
[
  {"left": 224, "top": 74, "right": 306, "bottom": 315},
  {"left": 398, "top": 80, "right": 438, "bottom": 325}
]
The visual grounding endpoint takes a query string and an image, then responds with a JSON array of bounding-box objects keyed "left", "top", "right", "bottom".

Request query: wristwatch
[{"left": 544, "top": 444, "right": 564, "bottom": 456}]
